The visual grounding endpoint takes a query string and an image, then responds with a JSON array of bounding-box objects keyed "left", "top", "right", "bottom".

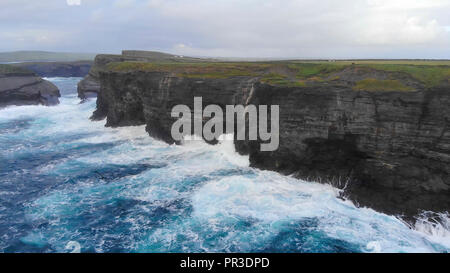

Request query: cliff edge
[{"left": 92, "top": 59, "right": 450, "bottom": 219}]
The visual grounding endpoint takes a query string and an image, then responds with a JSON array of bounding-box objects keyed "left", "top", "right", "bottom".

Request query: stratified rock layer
[{"left": 93, "top": 69, "right": 450, "bottom": 218}]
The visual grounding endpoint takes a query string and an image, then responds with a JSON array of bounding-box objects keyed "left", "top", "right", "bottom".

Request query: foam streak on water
[{"left": 0, "top": 78, "right": 448, "bottom": 253}]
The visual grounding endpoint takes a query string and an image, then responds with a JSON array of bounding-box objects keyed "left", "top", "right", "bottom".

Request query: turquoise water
[{"left": 0, "top": 77, "right": 448, "bottom": 253}]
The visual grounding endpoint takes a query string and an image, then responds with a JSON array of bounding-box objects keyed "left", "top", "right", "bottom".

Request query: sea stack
[{"left": 0, "top": 64, "right": 61, "bottom": 108}]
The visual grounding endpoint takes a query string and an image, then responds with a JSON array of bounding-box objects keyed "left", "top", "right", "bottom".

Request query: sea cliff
[
  {"left": 77, "top": 50, "right": 215, "bottom": 100},
  {"left": 91, "top": 59, "right": 450, "bottom": 218},
  {"left": 12, "top": 61, "right": 92, "bottom": 78}
]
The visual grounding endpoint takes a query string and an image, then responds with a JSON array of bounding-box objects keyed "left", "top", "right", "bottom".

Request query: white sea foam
[
  {"left": 191, "top": 170, "right": 448, "bottom": 253},
  {"left": 181, "top": 133, "right": 249, "bottom": 167},
  {"left": 3, "top": 78, "right": 448, "bottom": 253},
  {"left": 413, "top": 212, "right": 450, "bottom": 248},
  {"left": 192, "top": 173, "right": 338, "bottom": 221}
]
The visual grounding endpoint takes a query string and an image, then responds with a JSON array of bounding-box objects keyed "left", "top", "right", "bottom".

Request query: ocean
[{"left": 0, "top": 77, "right": 448, "bottom": 253}]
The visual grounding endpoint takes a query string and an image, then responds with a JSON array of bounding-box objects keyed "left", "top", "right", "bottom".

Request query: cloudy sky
[{"left": 0, "top": 0, "right": 449, "bottom": 58}]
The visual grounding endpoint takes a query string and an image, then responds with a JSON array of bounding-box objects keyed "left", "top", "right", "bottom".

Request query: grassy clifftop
[
  {"left": 353, "top": 78, "right": 414, "bottom": 92},
  {"left": 106, "top": 60, "right": 450, "bottom": 89}
]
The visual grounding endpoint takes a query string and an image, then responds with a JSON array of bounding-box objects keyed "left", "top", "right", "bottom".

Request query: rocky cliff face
[
  {"left": 77, "top": 50, "right": 215, "bottom": 100},
  {"left": 0, "top": 65, "right": 60, "bottom": 108},
  {"left": 93, "top": 67, "right": 450, "bottom": 218},
  {"left": 77, "top": 53, "right": 149, "bottom": 100}
]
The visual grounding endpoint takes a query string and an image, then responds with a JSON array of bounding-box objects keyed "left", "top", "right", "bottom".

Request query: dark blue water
[{"left": 0, "top": 77, "right": 448, "bottom": 253}]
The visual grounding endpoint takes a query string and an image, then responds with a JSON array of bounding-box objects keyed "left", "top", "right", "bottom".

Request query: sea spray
[{"left": 0, "top": 78, "right": 448, "bottom": 253}]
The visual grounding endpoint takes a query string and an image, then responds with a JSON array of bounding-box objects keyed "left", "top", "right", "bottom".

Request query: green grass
[
  {"left": 330, "top": 60, "right": 450, "bottom": 66},
  {"left": 106, "top": 60, "right": 450, "bottom": 88},
  {"left": 353, "top": 78, "right": 415, "bottom": 92},
  {"left": 107, "top": 62, "right": 267, "bottom": 78},
  {"left": 260, "top": 73, "right": 307, "bottom": 87},
  {"left": 288, "top": 61, "right": 450, "bottom": 87},
  {"left": 287, "top": 63, "right": 347, "bottom": 79},
  {"left": 363, "top": 64, "right": 450, "bottom": 88}
]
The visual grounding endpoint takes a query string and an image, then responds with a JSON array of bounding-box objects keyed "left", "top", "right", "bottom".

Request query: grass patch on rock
[
  {"left": 106, "top": 61, "right": 449, "bottom": 89},
  {"left": 260, "top": 73, "right": 307, "bottom": 87},
  {"left": 363, "top": 64, "right": 450, "bottom": 88},
  {"left": 353, "top": 78, "right": 415, "bottom": 91},
  {"left": 288, "top": 63, "right": 348, "bottom": 79}
]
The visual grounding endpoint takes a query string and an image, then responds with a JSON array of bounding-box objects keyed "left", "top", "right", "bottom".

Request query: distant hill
[{"left": 0, "top": 51, "right": 97, "bottom": 63}]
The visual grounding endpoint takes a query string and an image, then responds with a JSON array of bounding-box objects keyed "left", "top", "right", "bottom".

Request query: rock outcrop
[
  {"left": 12, "top": 61, "right": 92, "bottom": 77},
  {"left": 92, "top": 63, "right": 450, "bottom": 219},
  {"left": 0, "top": 65, "right": 60, "bottom": 108}
]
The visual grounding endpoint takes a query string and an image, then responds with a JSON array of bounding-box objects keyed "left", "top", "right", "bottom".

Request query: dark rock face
[
  {"left": 77, "top": 54, "right": 145, "bottom": 100},
  {"left": 95, "top": 70, "right": 450, "bottom": 218},
  {"left": 0, "top": 72, "right": 60, "bottom": 108},
  {"left": 77, "top": 74, "right": 100, "bottom": 100},
  {"left": 243, "top": 83, "right": 450, "bottom": 217},
  {"left": 12, "top": 61, "right": 92, "bottom": 78}
]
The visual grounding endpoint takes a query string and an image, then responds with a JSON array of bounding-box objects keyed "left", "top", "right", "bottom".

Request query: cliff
[
  {"left": 12, "top": 61, "right": 93, "bottom": 77},
  {"left": 0, "top": 64, "right": 60, "bottom": 108},
  {"left": 77, "top": 50, "right": 216, "bottom": 100},
  {"left": 77, "top": 54, "right": 137, "bottom": 100},
  {"left": 92, "top": 60, "right": 450, "bottom": 218}
]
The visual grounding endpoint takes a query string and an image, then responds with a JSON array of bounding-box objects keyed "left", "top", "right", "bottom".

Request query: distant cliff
[
  {"left": 0, "top": 51, "right": 96, "bottom": 62},
  {"left": 0, "top": 64, "right": 60, "bottom": 108},
  {"left": 92, "top": 59, "right": 450, "bottom": 218},
  {"left": 12, "top": 61, "right": 92, "bottom": 78}
]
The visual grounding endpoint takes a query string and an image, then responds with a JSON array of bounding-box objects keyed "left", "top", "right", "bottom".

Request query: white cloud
[
  {"left": 114, "top": 0, "right": 135, "bottom": 8},
  {"left": 0, "top": 0, "right": 449, "bottom": 58},
  {"left": 66, "top": 0, "right": 81, "bottom": 6},
  {"left": 145, "top": 0, "right": 450, "bottom": 58},
  {"left": 0, "top": 29, "right": 67, "bottom": 47},
  {"left": 357, "top": 17, "right": 443, "bottom": 45},
  {"left": 367, "top": 0, "right": 450, "bottom": 10}
]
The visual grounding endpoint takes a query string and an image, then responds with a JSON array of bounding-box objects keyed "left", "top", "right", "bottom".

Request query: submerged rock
[{"left": 0, "top": 64, "right": 60, "bottom": 108}]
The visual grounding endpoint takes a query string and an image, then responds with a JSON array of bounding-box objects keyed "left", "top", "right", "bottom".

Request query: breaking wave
[{"left": 0, "top": 77, "right": 448, "bottom": 253}]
